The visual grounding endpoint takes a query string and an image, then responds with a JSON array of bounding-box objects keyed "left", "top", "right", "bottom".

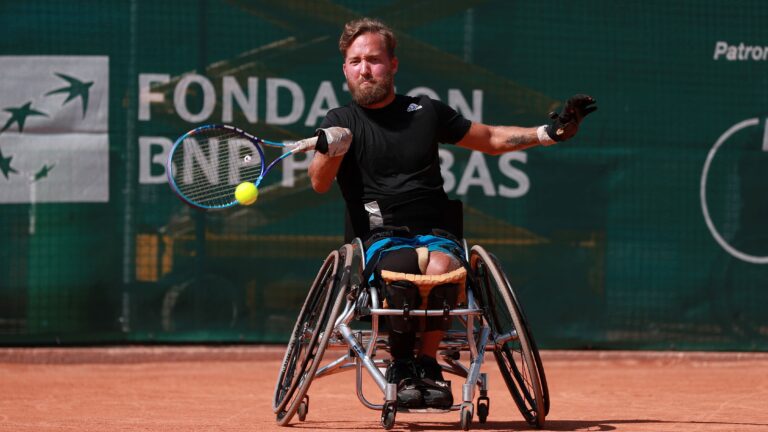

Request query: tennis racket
[{"left": 166, "top": 124, "right": 317, "bottom": 210}]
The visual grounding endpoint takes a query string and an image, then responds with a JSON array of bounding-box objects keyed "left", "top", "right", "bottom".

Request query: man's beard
[{"left": 349, "top": 72, "right": 394, "bottom": 106}]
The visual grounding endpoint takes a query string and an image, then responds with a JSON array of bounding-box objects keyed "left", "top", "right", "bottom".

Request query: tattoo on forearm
[
  {"left": 505, "top": 135, "right": 529, "bottom": 146},
  {"left": 503, "top": 133, "right": 539, "bottom": 152}
]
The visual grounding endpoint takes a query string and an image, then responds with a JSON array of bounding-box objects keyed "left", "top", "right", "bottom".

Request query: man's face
[{"left": 343, "top": 32, "right": 398, "bottom": 108}]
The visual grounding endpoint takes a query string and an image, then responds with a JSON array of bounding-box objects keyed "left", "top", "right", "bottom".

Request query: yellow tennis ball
[{"left": 235, "top": 182, "right": 258, "bottom": 205}]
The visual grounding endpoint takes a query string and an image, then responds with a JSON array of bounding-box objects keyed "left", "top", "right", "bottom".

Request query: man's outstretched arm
[{"left": 458, "top": 94, "right": 597, "bottom": 154}]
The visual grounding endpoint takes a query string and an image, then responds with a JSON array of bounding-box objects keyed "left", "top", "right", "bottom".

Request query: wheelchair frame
[{"left": 273, "top": 238, "right": 549, "bottom": 430}]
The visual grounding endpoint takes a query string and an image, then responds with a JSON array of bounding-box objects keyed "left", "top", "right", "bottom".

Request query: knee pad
[
  {"left": 425, "top": 283, "right": 459, "bottom": 331},
  {"left": 384, "top": 280, "right": 421, "bottom": 333}
]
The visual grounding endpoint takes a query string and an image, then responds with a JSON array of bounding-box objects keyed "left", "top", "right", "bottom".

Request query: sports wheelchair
[{"left": 272, "top": 237, "right": 549, "bottom": 430}]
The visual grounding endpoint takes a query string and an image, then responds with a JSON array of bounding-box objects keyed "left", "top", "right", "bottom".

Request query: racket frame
[{"left": 166, "top": 124, "right": 282, "bottom": 210}]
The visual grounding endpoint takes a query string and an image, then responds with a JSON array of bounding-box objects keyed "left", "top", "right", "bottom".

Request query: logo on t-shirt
[{"left": 406, "top": 103, "right": 423, "bottom": 113}]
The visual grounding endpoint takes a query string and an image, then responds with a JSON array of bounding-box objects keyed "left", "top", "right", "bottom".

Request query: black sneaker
[
  {"left": 417, "top": 355, "right": 453, "bottom": 409},
  {"left": 385, "top": 358, "right": 424, "bottom": 408}
]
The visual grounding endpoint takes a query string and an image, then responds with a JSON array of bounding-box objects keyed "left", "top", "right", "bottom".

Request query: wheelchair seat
[
  {"left": 273, "top": 226, "right": 549, "bottom": 430},
  {"left": 379, "top": 267, "right": 467, "bottom": 308}
]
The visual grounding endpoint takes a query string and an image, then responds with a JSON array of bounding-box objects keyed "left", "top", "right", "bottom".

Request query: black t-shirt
[{"left": 320, "top": 94, "right": 472, "bottom": 241}]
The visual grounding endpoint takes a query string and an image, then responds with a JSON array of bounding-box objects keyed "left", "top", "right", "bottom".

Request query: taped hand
[{"left": 314, "top": 127, "right": 353, "bottom": 157}]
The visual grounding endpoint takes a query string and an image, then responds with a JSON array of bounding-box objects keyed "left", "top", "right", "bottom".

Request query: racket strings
[{"left": 171, "top": 130, "right": 264, "bottom": 207}]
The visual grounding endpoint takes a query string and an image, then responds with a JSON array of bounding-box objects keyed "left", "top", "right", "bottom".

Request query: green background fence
[{"left": 1, "top": 0, "right": 766, "bottom": 349}]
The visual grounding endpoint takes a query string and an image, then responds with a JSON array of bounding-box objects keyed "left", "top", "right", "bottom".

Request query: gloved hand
[
  {"left": 545, "top": 94, "right": 597, "bottom": 142},
  {"left": 314, "top": 127, "right": 353, "bottom": 157}
]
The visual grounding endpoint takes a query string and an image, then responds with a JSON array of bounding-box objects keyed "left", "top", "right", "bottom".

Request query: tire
[
  {"left": 470, "top": 245, "right": 546, "bottom": 428},
  {"left": 460, "top": 402, "right": 473, "bottom": 431},
  {"left": 273, "top": 247, "right": 347, "bottom": 425},
  {"left": 476, "top": 396, "right": 489, "bottom": 423},
  {"left": 488, "top": 252, "right": 550, "bottom": 416},
  {"left": 380, "top": 401, "right": 397, "bottom": 430}
]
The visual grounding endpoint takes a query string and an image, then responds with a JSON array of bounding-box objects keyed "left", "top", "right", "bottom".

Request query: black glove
[{"left": 546, "top": 94, "right": 597, "bottom": 142}]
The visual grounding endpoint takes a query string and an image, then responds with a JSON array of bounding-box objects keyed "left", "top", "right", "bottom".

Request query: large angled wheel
[
  {"left": 273, "top": 245, "right": 349, "bottom": 425},
  {"left": 488, "top": 251, "right": 550, "bottom": 417},
  {"left": 470, "top": 245, "right": 547, "bottom": 428}
]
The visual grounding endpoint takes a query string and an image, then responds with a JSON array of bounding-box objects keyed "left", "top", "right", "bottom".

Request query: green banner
[{"left": 0, "top": 0, "right": 766, "bottom": 350}]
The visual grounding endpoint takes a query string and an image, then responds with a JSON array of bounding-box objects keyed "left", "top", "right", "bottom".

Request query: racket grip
[{"left": 287, "top": 136, "right": 319, "bottom": 153}]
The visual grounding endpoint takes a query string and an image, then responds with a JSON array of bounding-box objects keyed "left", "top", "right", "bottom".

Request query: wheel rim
[
  {"left": 274, "top": 244, "right": 358, "bottom": 425},
  {"left": 488, "top": 253, "right": 550, "bottom": 415},
  {"left": 470, "top": 246, "right": 545, "bottom": 427},
  {"left": 273, "top": 251, "right": 339, "bottom": 413}
]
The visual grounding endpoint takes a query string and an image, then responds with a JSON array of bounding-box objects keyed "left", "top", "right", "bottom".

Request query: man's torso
[{"left": 320, "top": 94, "right": 470, "bottom": 240}]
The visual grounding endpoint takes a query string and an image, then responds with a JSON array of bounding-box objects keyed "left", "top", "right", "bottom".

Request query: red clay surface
[{"left": 1, "top": 346, "right": 767, "bottom": 431}]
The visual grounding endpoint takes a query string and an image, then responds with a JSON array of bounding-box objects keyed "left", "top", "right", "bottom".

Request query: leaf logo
[
  {"left": 45, "top": 73, "right": 94, "bottom": 119},
  {"left": 0, "top": 73, "right": 95, "bottom": 179},
  {"left": 0, "top": 56, "right": 109, "bottom": 204}
]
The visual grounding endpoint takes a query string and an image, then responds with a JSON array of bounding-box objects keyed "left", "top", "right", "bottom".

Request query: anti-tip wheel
[
  {"left": 477, "top": 396, "right": 489, "bottom": 424},
  {"left": 381, "top": 401, "right": 397, "bottom": 430},
  {"left": 460, "top": 402, "right": 473, "bottom": 431}
]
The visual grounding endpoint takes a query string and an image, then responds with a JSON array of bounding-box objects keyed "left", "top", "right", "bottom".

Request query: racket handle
[{"left": 286, "top": 136, "right": 319, "bottom": 153}]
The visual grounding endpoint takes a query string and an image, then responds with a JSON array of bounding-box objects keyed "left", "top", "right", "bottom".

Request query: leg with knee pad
[
  {"left": 383, "top": 281, "right": 422, "bottom": 407},
  {"left": 375, "top": 247, "right": 423, "bottom": 337},
  {"left": 425, "top": 283, "right": 460, "bottom": 331},
  {"left": 379, "top": 271, "right": 423, "bottom": 407},
  {"left": 383, "top": 280, "right": 421, "bottom": 334}
]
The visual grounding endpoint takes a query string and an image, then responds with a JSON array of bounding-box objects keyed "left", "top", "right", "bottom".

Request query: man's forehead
[{"left": 346, "top": 33, "right": 387, "bottom": 56}]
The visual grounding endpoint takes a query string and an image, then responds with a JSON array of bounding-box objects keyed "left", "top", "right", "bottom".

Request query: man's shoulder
[
  {"left": 323, "top": 103, "right": 357, "bottom": 126},
  {"left": 326, "top": 103, "right": 355, "bottom": 117}
]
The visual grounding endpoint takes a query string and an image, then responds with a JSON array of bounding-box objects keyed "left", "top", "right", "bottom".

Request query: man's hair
[{"left": 339, "top": 17, "right": 397, "bottom": 59}]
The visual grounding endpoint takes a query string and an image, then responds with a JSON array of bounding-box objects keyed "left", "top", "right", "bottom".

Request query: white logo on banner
[
  {"left": 0, "top": 56, "right": 109, "bottom": 203},
  {"left": 700, "top": 117, "right": 768, "bottom": 264}
]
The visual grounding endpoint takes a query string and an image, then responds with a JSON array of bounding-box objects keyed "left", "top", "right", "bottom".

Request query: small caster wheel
[
  {"left": 297, "top": 395, "right": 309, "bottom": 421},
  {"left": 460, "top": 402, "right": 473, "bottom": 431},
  {"left": 477, "top": 396, "right": 489, "bottom": 424},
  {"left": 381, "top": 401, "right": 397, "bottom": 430}
]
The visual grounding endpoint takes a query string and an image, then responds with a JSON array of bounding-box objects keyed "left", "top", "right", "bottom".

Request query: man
[{"left": 308, "top": 17, "right": 596, "bottom": 409}]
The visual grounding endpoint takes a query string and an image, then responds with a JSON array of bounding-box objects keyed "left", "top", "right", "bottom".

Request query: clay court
[{"left": 2, "top": 346, "right": 766, "bottom": 432}]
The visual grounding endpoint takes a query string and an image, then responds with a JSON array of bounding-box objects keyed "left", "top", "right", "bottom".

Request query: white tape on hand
[
  {"left": 286, "top": 136, "right": 319, "bottom": 153},
  {"left": 322, "top": 127, "right": 353, "bottom": 157},
  {"left": 537, "top": 125, "right": 556, "bottom": 146}
]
